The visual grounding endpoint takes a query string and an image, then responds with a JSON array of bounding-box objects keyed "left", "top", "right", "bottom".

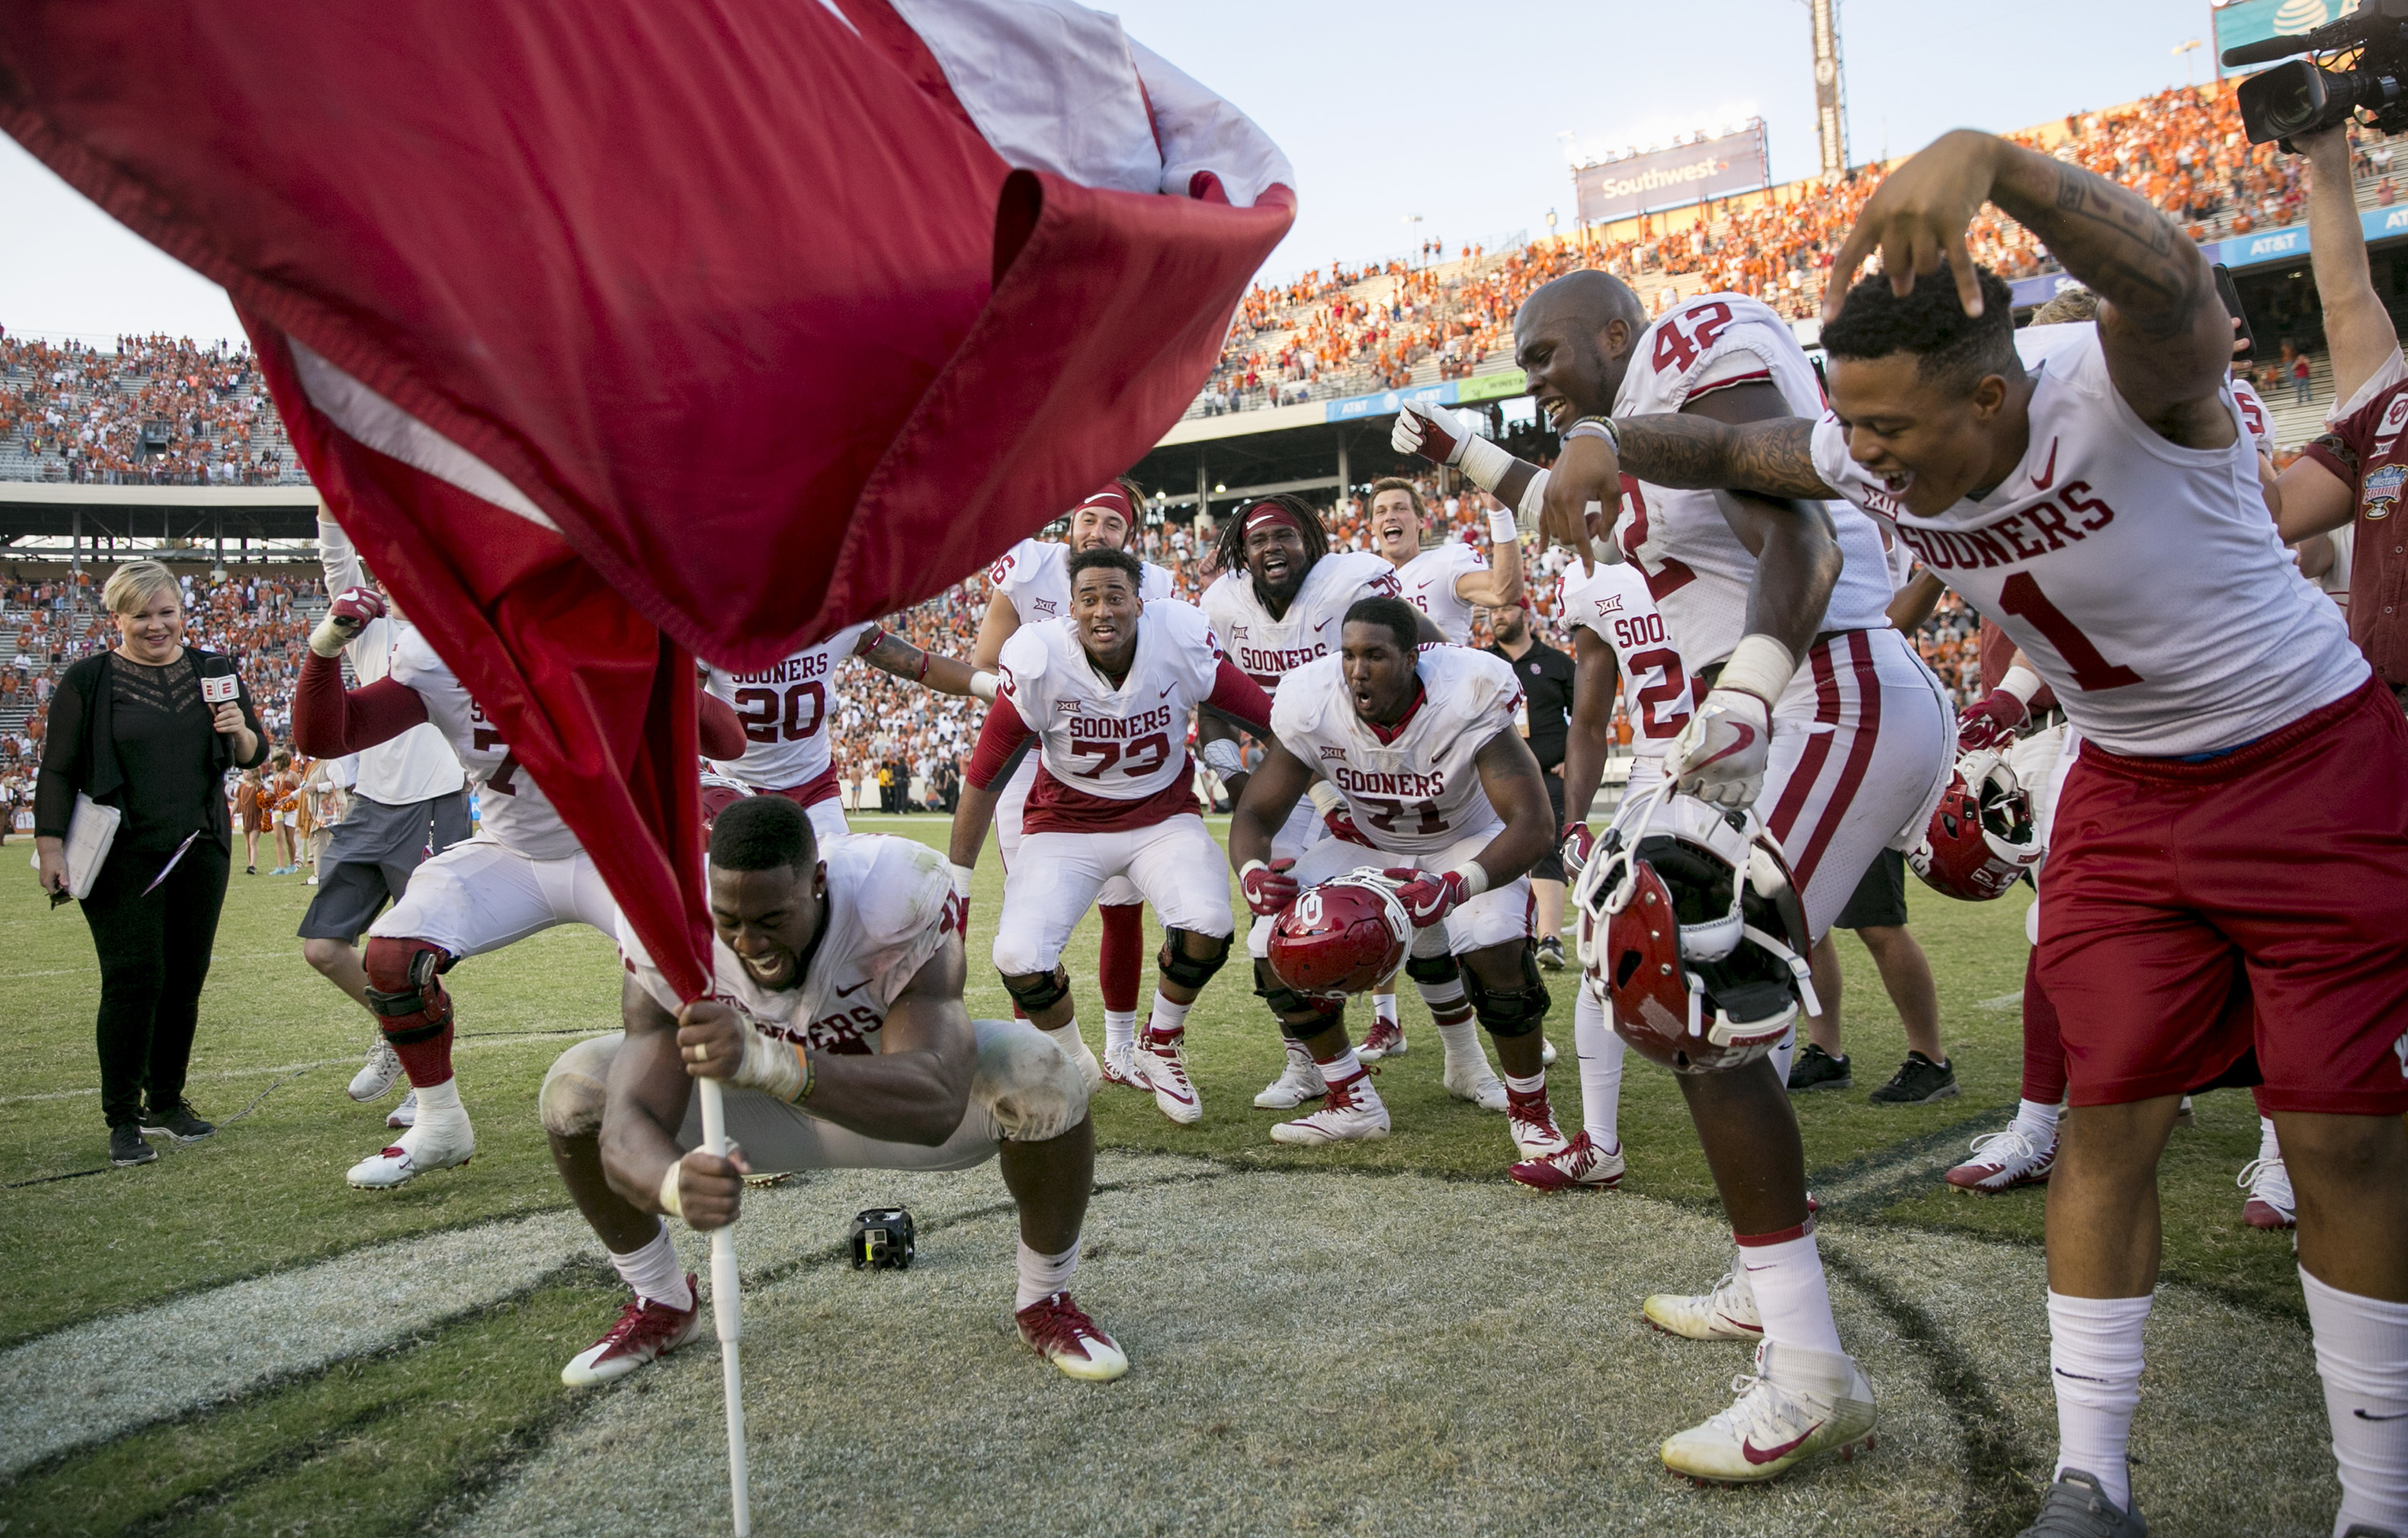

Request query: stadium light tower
[{"left": 1808, "top": 0, "right": 1847, "bottom": 178}]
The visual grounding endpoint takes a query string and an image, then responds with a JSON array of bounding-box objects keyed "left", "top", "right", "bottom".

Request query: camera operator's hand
[{"left": 1823, "top": 130, "right": 2002, "bottom": 324}]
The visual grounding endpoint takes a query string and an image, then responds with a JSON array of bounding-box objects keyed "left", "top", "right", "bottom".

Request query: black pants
[{"left": 80, "top": 838, "right": 231, "bottom": 1126}]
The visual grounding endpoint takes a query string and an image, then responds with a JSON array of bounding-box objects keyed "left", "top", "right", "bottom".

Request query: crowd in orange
[{"left": 0, "top": 332, "right": 299, "bottom": 485}]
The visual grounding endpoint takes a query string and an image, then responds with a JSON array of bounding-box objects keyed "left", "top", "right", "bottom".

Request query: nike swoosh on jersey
[
  {"left": 1743, "top": 1425, "right": 1819, "bottom": 1465},
  {"left": 2031, "top": 437, "right": 2060, "bottom": 490},
  {"left": 2357, "top": 1408, "right": 2408, "bottom": 1422},
  {"left": 1313, "top": 618, "right": 1333, "bottom": 630},
  {"left": 834, "top": 979, "right": 872, "bottom": 997}
]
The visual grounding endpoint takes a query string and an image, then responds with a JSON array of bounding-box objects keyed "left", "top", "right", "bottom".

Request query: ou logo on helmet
[{"left": 1295, "top": 890, "right": 1324, "bottom": 927}]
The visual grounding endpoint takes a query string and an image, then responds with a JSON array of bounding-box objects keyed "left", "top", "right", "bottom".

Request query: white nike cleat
[
  {"left": 1442, "top": 1062, "right": 1508, "bottom": 1112},
  {"left": 1511, "top": 1129, "right": 1625, "bottom": 1192},
  {"left": 1945, "top": 1124, "right": 2055, "bottom": 1193},
  {"left": 348, "top": 1038, "right": 403, "bottom": 1102},
  {"left": 1270, "top": 1071, "right": 1390, "bottom": 1145},
  {"left": 1660, "top": 1341, "right": 1877, "bottom": 1484},
  {"left": 1357, "top": 1008, "right": 1405, "bottom": 1063},
  {"left": 1644, "top": 1263, "right": 1763, "bottom": 1340},
  {"left": 1507, "top": 1089, "right": 1569, "bottom": 1159},
  {"left": 561, "top": 1276, "right": 702, "bottom": 1386},
  {"left": 1253, "top": 1044, "right": 1326, "bottom": 1109},
  {"left": 1050, "top": 1031, "right": 1103, "bottom": 1096},
  {"left": 1100, "top": 1041, "right": 1149, "bottom": 1092},
  {"left": 346, "top": 1115, "right": 475, "bottom": 1189},
  {"left": 2239, "top": 1154, "right": 2297, "bottom": 1230},
  {"left": 1015, "top": 1291, "right": 1129, "bottom": 1382},
  {"left": 385, "top": 1090, "right": 418, "bottom": 1130},
  {"left": 1138, "top": 1027, "right": 1202, "bottom": 1125}
]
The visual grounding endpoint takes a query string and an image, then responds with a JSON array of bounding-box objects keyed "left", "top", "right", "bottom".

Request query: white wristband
[
  {"left": 1305, "top": 779, "right": 1344, "bottom": 816},
  {"left": 948, "top": 861, "right": 975, "bottom": 899},
  {"left": 1448, "top": 861, "right": 1491, "bottom": 897},
  {"left": 657, "top": 1162, "right": 685, "bottom": 1219},
  {"left": 1486, "top": 507, "right": 1520, "bottom": 547},
  {"left": 1999, "top": 665, "right": 2044, "bottom": 707},
  {"left": 1514, "top": 468, "right": 1550, "bottom": 535},
  {"left": 1714, "top": 633, "right": 1797, "bottom": 707},
  {"left": 1458, "top": 433, "right": 1515, "bottom": 494},
  {"left": 969, "top": 670, "right": 999, "bottom": 702},
  {"left": 1239, "top": 858, "right": 1268, "bottom": 881}
]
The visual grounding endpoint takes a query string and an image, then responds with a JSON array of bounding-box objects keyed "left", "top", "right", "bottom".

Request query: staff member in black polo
[
  {"left": 34, "top": 560, "right": 269, "bottom": 1168},
  {"left": 1487, "top": 601, "right": 1577, "bottom": 970}
]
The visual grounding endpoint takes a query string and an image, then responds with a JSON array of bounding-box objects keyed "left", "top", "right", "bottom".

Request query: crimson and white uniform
[
  {"left": 2231, "top": 374, "right": 2273, "bottom": 457},
  {"left": 1813, "top": 321, "right": 2408, "bottom": 1115},
  {"left": 1393, "top": 538, "right": 1490, "bottom": 644},
  {"left": 1254, "top": 646, "right": 1532, "bottom": 962},
  {"left": 705, "top": 620, "right": 872, "bottom": 846},
  {"left": 1615, "top": 293, "right": 1952, "bottom": 936},
  {"left": 977, "top": 601, "right": 1271, "bottom": 979},
  {"left": 559, "top": 835, "right": 1083, "bottom": 1172},
  {"left": 368, "top": 629, "right": 616, "bottom": 959},
  {"left": 986, "top": 539, "right": 1174, "bottom": 889},
  {"left": 1556, "top": 559, "right": 1695, "bottom": 793}
]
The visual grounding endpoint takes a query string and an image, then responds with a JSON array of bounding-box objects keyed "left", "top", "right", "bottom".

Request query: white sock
[
  {"left": 1768, "top": 1025, "right": 1795, "bottom": 1089},
  {"left": 1043, "top": 1019, "right": 1088, "bottom": 1060},
  {"left": 1317, "top": 1046, "right": 1365, "bottom": 1084},
  {"left": 2014, "top": 1098, "right": 2062, "bottom": 1143},
  {"left": 2047, "top": 1290, "right": 2152, "bottom": 1511},
  {"left": 1372, "top": 991, "right": 1397, "bottom": 1023},
  {"left": 1015, "top": 1236, "right": 1080, "bottom": 1312},
  {"left": 609, "top": 1223, "right": 693, "bottom": 1311},
  {"left": 1148, "top": 992, "right": 1192, "bottom": 1040},
  {"left": 1738, "top": 1227, "right": 1844, "bottom": 1356},
  {"left": 1434, "top": 1021, "right": 1483, "bottom": 1075},
  {"left": 411, "top": 1076, "right": 468, "bottom": 1133},
  {"left": 2259, "top": 1115, "right": 2283, "bottom": 1163},
  {"left": 2304, "top": 1267, "right": 2408, "bottom": 1537},
  {"left": 1504, "top": 1068, "right": 1546, "bottom": 1097},
  {"left": 1104, "top": 1010, "right": 1138, "bottom": 1053},
  {"left": 1574, "top": 986, "right": 1625, "bottom": 1151}
]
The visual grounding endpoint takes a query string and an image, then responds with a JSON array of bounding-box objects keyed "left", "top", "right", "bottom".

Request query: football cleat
[
  {"left": 1507, "top": 1089, "right": 1569, "bottom": 1159},
  {"left": 1357, "top": 1008, "right": 1406, "bottom": 1063},
  {"left": 561, "top": 1275, "right": 702, "bottom": 1386},
  {"left": 1100, "top": 1042, "right": 1150, "bottom": 1092},
  {"left": 1510, "top": 1129, "right": 1625, "bottom": 1192},
  {"left": 1015, "top": 1291, "right": 1128, "bottom": 1382},
  {"left": 1269, "top": 1072, "right": 1390, "bottom": 1145},
  {"left": 1253, "top": 1045, "right": 1327, "bottom": 1109},
  {"left": 1536, "top": 935, "right": 1568, "bottom": 972},
  {"left": 385, "top": 1090, "right": 418, "bottom": 1130},
  {"left": 1442, "top": 1061, "right": 1508, "bottom": 1112},
  {"left": 1946, "top": 1125, "right": 2056, "bottom": 1193},
  {"left": 1138, "top": 1027, "right": 1202, "bottom": 1125},
  {"left": 2015, "top": 1468, "right": 2150, "bottom": 1536},
  {"left": 1660, "top": 1341, "right": 1876, "bottom": 1484},
  {"left": 2238, "top": 1154, "right": 2297, "bottom": 1230},
  {"left": 348, "top": 1038, "right": 404, "bottom": 1102},
  {"left": 1644, "top": 1265, "right": 1762, "bottom": 1340},
  {"left": 346, "top": 1117, "right": 475, "bottom": 1189}
]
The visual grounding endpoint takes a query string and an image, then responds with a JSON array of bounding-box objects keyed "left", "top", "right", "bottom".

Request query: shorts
[
  {"left": 759, "top": 770, "right": 850, "bottom": 847},
  {"left": 1529, "top": 771, "right": 1568, "bottom": 885},
  {"left": 298, "top": 791, "right": 458, "bottom": 942},
  {"left": 2037, "top": 679, "right": 2408, "bottom": 1114},
  {"left": 1832, "top": 848, "right": 1908, "bottom": 930},
  {"left": 996, "top": 752, "right": 1140, "bottom": 909},
  {"left": 367, "top": 834, "right": 618, "bottom": 960},
  {"left": 538, "top": 1019, "right": 1087, "bottom": 1170},
  {"left": 1759, "top": 628, "right": 1954, "bottom": 942},
  {"left": 992, "top": 813, "right": 1232, "bottom": 976},
  {"left": 1248, "top": 828, "right": 1531, "bottom": 965}
]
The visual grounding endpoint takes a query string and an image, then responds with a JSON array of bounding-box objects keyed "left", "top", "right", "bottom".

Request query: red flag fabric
[{"left": 1, "top": 0, "right": 1291, "bottom": 996}]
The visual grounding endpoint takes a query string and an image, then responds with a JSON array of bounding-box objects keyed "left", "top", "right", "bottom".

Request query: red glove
[
  {"left": 1241, "top": 857, "right": 1300, "bottom": 917},
  {"left": 1384, "top": 866, "right": 1475, "bottom": 928},
  {"left": 1560, "top": 822, "right": 1595, "bottom": 877},
  {"left": 1956, "top": 688, "right": 2029, "bottom": 752},
  {"left": 1325, "top": 805, "right": 1373, "bottom": 846},
  {"left": 308, "top": 585, "right": 388, "bottom": 657}
]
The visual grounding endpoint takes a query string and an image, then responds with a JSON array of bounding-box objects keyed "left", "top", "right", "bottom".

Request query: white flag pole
[{"left": 698, "top": 1076, "right": 751, "bottom": 1536}]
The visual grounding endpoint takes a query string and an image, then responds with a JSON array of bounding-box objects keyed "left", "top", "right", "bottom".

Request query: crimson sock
[
  {"left": 1098, "top": 903, "right": 1143, "bottom": 1014},
  {"left": 387, "top": 1020, "right": 455, "bottom": 1088}
]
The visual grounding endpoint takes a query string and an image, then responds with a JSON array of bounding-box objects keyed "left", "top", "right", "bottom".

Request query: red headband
[
  {"left": 1072, "top": 484, "right": 1133, "bottom": 524},
  {"left": 1243, "top": 500, "right": 1303, "bottom": 535}
]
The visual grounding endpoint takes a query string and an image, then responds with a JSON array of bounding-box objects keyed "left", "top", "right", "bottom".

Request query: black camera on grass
[
  {"left": 849, "top": 1206, "right": 916, "bottom": 1270},
  {"left": 2226, "top": 0, "right": 2408, "bottom": 149}
]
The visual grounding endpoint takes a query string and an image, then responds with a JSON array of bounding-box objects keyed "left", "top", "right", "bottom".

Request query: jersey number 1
[{"left": 1997, "top": 573, "right": 2143, "bottom": 693}]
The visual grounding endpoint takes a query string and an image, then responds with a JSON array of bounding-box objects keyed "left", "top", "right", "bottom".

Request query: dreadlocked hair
[{"left": 1214, "top": 493, "right": 1331, "bottom": 580}]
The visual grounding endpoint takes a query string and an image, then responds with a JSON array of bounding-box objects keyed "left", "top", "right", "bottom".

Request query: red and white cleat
[
  {"left": 1252, "top": 1044, "right": 1326, "bottom": 1109},
  {"left": 2239, "top": 1154, "right": 2297, "bottom": 1230},
  {"left": 1357, "top": 1008, "right": 1406, "bottom": 1063},
  {"left": 561, "top": 1274, "right": 702, "bottom": 1386},
  {"left": 1510, "top": 1129, "right": 1625, "bottom": 1192},
  {"left": 1138, "top": 1027, "right": 1202, "bottom": 1125},
  {"left": 1658, "top": 1341, "right": 1877, "bottom": 1484},
  {"left": 1643, "top": 1266, "right": 1763, "bottom": 1341},
  {"left": 1270, "top": 1072, "right": 1390, "bottom": 1145},
  {"left": 1015, "top": 1291, "right": 1129, "bottom": 1382},
  {"left": 1100, "top": 1041, "right": 1149, "bottom": 1092},
  {"left": 1507, "top": 1089, "right": 1569, "bottom": 1160},
  {"left": 1944, "top": 1125, "right": 2056, "bottom": 1194}
]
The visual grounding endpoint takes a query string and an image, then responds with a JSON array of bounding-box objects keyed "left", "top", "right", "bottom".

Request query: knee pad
[
  {"left": 1254, "top": 961, "right": 1344, "bottom": 1040},
  {"left": 1405, "top": 952, "right": 1461, "bottom": 987},
  {"left": 538, "top": 1033, "right": 621, "bottom": 1138},
  {"left": 1462, "top": 950, "right": 1551, "bottom": 1039},
  {"left": 363, "top": 936, "right": 454, "bottom": 1043},
  {"left": 1157, "top": 927, "right": 1233, "bottom": 991},
  {"left": 999, "top": 966, "right": 1072, "bottom": 1015}
]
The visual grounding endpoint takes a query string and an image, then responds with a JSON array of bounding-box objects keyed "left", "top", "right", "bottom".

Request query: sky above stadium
[{"left": 0, "top": 0, "right": 2219, "bottom": 344}]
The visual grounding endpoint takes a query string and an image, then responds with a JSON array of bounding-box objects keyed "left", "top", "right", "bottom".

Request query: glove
[
  {"left": 1239, "top": 857, "right": 1300, "bottom": 917},
  {"left": 1325, "top": 804, "right": 1372, "bottom": 846},
  {"left": 1560, "top": 821, "right": 1595, "bottom": 878},
  {"left": 1383, "top": 865, "right": 1479, "bottom": 928},
  {"left": 1390, "top": 399, "right": 1474, "bottom": 466},
  {"left": 1956, "top": 688, "right": 2031, "bottom": 752},
  {"left": 1664, "top": 688, "right": 1774, "bottom": 809},
  {"left": 307, "top": 585, "right": 386, "bottom": 657}
]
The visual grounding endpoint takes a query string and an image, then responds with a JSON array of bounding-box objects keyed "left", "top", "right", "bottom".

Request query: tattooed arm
[{"left": 1535, "top": 413, "right": 1832, "bottom": 565}]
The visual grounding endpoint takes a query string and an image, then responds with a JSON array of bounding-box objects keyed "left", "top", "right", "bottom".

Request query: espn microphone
[{"left": 199, "top": 656, "right": 241, "bottom": 709}]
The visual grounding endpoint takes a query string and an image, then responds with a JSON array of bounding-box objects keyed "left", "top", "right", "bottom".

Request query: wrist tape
[
  {"left": 1999, "top": 665, "right": 2044, "bottom": 707},
  {"left": 657, "top": 1163, "right": 684, "bottom": 1219},
  {"left": 1448, "top": 861, "right": 1491, "bottom": 897},
  {"left": 1714, "top": 633, "right": 1797, "bottom": 707},
  {"left": 736, "top": 1021, "right": 812, "bottom": 1103},
  {"left": 1305, "top": 779, "right": 1344, "bottom": 816},
  {"left": 969, "top": 669, "right": 999, "bottom": 702},
  {"left": 1458, "top": 433, "right": 1514, "bottom": 493}
]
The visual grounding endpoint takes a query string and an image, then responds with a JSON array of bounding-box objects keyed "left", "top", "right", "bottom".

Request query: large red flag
[{"left": 0, "top": 0, "right": 1291, "bottom": 995}]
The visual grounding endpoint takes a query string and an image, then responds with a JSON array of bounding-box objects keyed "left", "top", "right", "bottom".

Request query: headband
[{"left": 1243, "top": 500, "right": 1303, "bottom": 535}]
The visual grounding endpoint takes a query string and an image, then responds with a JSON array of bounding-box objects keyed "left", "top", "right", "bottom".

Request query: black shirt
[
  {"left": 1487, "top": 639, "right": 1576, "bottom": 771},
  {"left": 35, "top": 649, "right": 266, "bottom": 852}
]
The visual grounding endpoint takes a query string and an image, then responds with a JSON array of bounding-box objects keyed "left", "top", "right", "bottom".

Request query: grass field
[{"left": 0, "top": 815, "right": 2329, "bottom": 1536}]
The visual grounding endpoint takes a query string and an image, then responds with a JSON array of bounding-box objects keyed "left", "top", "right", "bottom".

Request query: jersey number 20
[{"left": 734, "top": 682, "right": 826, "bottom": 743}]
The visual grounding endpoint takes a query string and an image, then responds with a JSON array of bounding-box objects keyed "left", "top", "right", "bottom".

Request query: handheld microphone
[{"left": 199, "top": 656, "right": 241, "bottom": 708}]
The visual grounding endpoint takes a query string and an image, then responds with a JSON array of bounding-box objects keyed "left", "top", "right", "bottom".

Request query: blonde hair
[
  {"left": 103, "top": 560, "right": 181, "bottom": 616},
  {"left": 2029, "top": 287, "right": 2100, "bottom": 326}
]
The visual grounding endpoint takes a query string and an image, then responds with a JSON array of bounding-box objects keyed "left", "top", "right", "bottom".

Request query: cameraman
[{"left": 2273, "top": 123, "right": 2408, "bottom": 711}]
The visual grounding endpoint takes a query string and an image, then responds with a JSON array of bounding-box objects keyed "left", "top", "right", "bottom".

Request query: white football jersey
[
  {"left": 705, "top": 622, "right": 872, "bottom": 791},
  {"left": 998, "top": 599, "right": 1226, "bottom": 805},
  {"left": 1811, "top": 323, "right": 2367, "bottom": 757},
  {"left": 1202, "top": 549, "right": 1402, "bottom": 687},
  {"left": 1556, "top": 560, "right": 1694, "bottom": 759},
  {"left": 620, "top": 834, "right": 957, "bottom": 1057},
  {"left": 2231, "top": 375, "right": 2273, "bottom": 457},
  {"left": 1393, "top": 539, "right": 1488, "bottom": 643},
  {"left": 389, "top": 628, "right": 579, "bottom": 861},
  {"left": 1612, "top": 292, "right": 1893, "bottom": 666},
  {"left": 1270, "top": 645, "right": 1523, "bottom": 858},
  {"left": 988, "top": 538, "right": 1174, "bottom": 625}
]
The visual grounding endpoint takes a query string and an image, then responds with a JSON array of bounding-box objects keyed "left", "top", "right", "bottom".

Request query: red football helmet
[
  {"left": 1267, "top": 870, "right": 1412, "bottom": 999},
  {"left": 1572, "top": 785, "right": 1820, "bottom": 1074},
  {"left": 698, "top": 768, "right": 754, "bottom": 832},
  {"left": 1907, "top": 747, "right": 2040, "bottom": 901}
]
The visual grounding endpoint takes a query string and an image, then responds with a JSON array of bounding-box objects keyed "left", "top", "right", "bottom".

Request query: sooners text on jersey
[
  {"left": 1556, "top": 560, "right": 1695, "bottom": 760},
  {"left": 706, "top": 621, "right": 872, "bottom": 792},
  {"left": 1202, "top": 549, "right": 1401, "bottom": 686}
]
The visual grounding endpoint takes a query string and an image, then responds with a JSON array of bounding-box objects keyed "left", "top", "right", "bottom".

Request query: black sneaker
[
  {"left": 1536, "top": 936, "right": 1568, "bottom": 972},
  {"left": 246, "top": 865, "right": 257, "bottom": 875},
  {"left": 1787, "top": 1043, "right": 1852, "bottom": 1092},
  {"left": 2015, "top": 1468, "right": 2146, "bottom": 1536},
  {"left": 1870, "top": 1052, "right": 1960, "bottom": 1106},
  {"left": 110, "top": 1124, "right": 158, "bottom": 1167},
  {"left": 143, "top": 1101, "right": 218, "bottom": 1141}
]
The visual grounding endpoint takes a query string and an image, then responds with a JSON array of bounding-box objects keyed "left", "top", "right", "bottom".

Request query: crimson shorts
[{"left": 2037, "top": 678, "right": 2408, "bottom": 1114}]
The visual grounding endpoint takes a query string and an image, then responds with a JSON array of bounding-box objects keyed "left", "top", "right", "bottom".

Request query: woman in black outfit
[{"left": 34, "top": 561, "right": 268, "bottom": 1168}]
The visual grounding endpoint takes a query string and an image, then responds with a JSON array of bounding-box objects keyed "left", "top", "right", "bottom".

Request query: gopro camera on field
[
  {"left": 849, "top": 1207, "right": 915, "bottom": 1270},
  {"left": 2224, "top": 0, "right": 2408, "bottom": 149}
]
